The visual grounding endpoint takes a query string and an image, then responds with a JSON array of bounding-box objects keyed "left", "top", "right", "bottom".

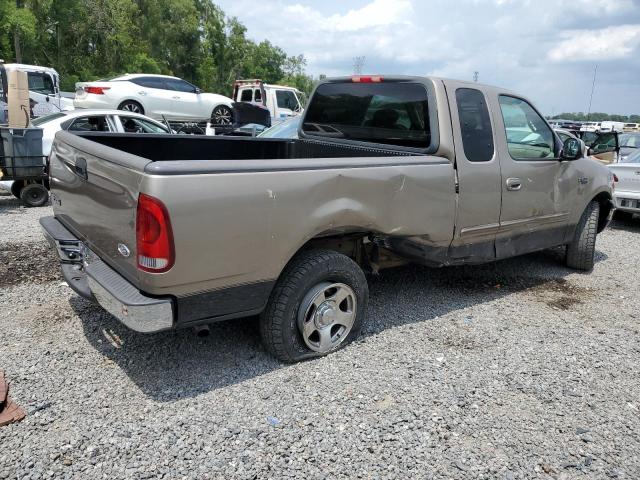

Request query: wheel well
[
  {"left": 593, "top": 192, "right": 613, "bottom": 233},
  {"left": 118, "top": 99, "right": 144, "bottom": 110},
  {"left": 301, "top": 233, "right": 369, "bottom": 265}
]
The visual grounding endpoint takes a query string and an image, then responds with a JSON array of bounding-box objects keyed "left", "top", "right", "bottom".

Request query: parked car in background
[
  {"left": 233, "top": 79, "right": 305, "bottom": 124},
  {"left": 550, "top": 119, "right": 582, "bottom": 131},
  {"left": 599, "top": 121, "right": 624, "bottom": 133},
  {"left": 608, "top": 149, "right": 640, "bottom": 220},
  {"left": 581, "top": 122, "right": 601, "bottom": 133},
  {"left": 623, "top": 123, "right": 640, "bottom": 132},
  {"left": 619, "top": 132, "right": 640, "bottom": 163},
  {"left": 0, "top": 63, "right": 74, "bottom": 117},
  {"left": 74, "top": 74, "right": 233, "bottom": 126},
  {"left": 4, "top": 109, "right": 170, "bottom": 202}
]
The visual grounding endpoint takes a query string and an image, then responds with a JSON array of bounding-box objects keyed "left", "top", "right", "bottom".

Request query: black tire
[
  {"left": 260, "top": 249, "right": 369, "bottom": 363},
  {"left": 566, "top": 201, "right": 599, "bottom": 271},
  {"left": 117, "top": 100, "right": 144, "bottom": 115},
  {"left": 19, "top": 183, "right": 49, "bottom": 208},
  {"left": 211, "top": 105, "right": 233, "bottom": 127},
  {"left": 10, "top": 181, "right": 24, "bottom": 199}
]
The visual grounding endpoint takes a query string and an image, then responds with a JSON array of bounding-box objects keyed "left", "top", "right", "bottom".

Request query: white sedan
[
  {"left": 1, "top": 109, "right": 170, "bottom": 202},
  {"left": 609, "top": 149, "right": 640, "bottom": 221},
  {"left": 74, "top": 74, "right": 234, "bottom": 126}
]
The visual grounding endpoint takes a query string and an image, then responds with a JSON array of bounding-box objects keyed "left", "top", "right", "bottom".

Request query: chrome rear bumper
[{"left": 40, "top": 216, "right": 174, "bottom": 333}]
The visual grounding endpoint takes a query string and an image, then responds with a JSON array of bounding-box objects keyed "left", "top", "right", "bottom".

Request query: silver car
[{"left": 609, "top": 149, "right": 640, "bottom": 220}]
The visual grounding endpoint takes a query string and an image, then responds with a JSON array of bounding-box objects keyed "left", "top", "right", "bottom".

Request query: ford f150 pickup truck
[{"left": 41, "top": 76, "right": 617, "bottom": 363}]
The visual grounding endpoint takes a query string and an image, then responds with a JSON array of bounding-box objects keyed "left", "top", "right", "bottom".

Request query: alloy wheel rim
[
  {"left": 213, "top": 107, "right": 232, "bottom": 125},
  {"left": 297, "top": 282, "right": 357, "bottom": 353}
]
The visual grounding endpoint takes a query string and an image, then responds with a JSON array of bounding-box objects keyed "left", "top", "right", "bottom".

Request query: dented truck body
[{"left": 41, "top": 76, "right": 615, "bottom": 352}]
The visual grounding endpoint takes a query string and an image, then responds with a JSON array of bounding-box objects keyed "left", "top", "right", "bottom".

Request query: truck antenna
[
  {"left": 473, "top": 71, "right": 479, "bottom": 83},
  {"left": 586, "top": 64, "right": 597, "bottom": 122}
]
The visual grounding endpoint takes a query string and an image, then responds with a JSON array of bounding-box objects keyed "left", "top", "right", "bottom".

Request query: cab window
[
  {"left": 254, "top": 89, "right": 262, "bottom": 102},
  {"left": 499, "top": 95, "right": 555, "bottom": 160},
  {"left": 240, "top": 89, "right": 252, "bottom": 102},
  {"left": 303, "top": 81, "right": 431, "bottom": 149},
  {"left": 28, "top": 72, "right": 55, "bottom": 95},
  {"left": 276, "top": 90, "right": 299, "bottom": 111}
]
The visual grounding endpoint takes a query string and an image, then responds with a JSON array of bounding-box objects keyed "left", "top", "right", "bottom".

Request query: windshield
[
  {"left": 258, "top": 116, "right": 300, "bottom": 138},
  {"left": 620, "top": 133, "right": 640, "bottom": 148},
  {"left": 31, "top": 112, "right": 67, "bottom": 126},
  {"left": 28, "top": 72, "right": 56, "bottom": 95}
]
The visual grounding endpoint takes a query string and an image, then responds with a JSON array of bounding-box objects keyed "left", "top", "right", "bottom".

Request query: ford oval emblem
[{"left": 117, "top": 243, "right": 130, "bottom": 258}]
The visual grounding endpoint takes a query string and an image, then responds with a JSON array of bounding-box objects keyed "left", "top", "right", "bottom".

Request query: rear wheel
[
  {"left": 211, "top": 105, "right": 233, "bottom": 127},
  {"left": 19, "top": 183, "right": 48, "bottom": 208},
  {"left": 260, "top": 249, "right": 369, "bottom": 363},
  {"left": 566, "top": 201, "right": 599, "bottom": 271},
  {"left": 118, "top": 100, "right": 144, "bottom": 115},
  {"left": 10, "top": 181, "right": 24, "bottom": 199}
]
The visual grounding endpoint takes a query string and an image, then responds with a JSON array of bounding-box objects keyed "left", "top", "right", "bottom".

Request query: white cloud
[
  {"left": 215, "top": 0, "right": 640, "bottom": 114},
  {"left": 548, "top": 24, "right": 640, "bottom": 61}
]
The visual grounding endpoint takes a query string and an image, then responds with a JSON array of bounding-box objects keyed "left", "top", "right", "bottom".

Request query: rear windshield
[{"left": 302, "top": 82, "right": 431, "bottom": 149}]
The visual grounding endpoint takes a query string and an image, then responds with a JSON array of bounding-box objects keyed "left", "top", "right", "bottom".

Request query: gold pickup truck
[{"left": 41, "top": 76, "right": 616, "bottom": 362}]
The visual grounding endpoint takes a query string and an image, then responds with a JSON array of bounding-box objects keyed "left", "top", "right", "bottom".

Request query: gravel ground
[{"left": 0, "top": 193, "right": 639, "bottom": 480}]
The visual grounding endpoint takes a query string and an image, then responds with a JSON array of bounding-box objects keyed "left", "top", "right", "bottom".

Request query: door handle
[
  {"left": 172, "top": 96, "right": 180, "bottom": 100},
  {"left": 138, "top": 91, "right": 147, "bottom": 96},
  {"left": 506, "top": 177, "right": 522, "bottom": 191}
]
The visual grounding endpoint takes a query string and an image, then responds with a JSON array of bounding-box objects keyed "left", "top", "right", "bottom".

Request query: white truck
[
  {"left": 599, "top": 121, "right": 624, "bottom": 133},
  {"left": 232, "top": 79, "right": 305, "bottom": 124},
  {"left": 0, "top": 63, "right": 74, "bottom": 119}
]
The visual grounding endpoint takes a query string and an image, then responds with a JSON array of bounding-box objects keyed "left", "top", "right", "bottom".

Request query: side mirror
[
  {"left": 561, "top": 137, "right": 582, "bottom": 161},
  {"left": 194, "top": 87, "right": 202, "bottom": 94}
]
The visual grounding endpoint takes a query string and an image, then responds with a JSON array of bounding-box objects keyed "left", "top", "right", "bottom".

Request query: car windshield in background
[
  {"left": 624, "top": 150, "right": 640, "bottom": 163},
  {"left": 620, "top": 133, "right": 640, "bottom": 148},
  {"left": 258, "top": 116, "right": 300, "bottom": 139},
  {"left": 31, "top": 112, "right": 67, "bottom": 126},
  {"left": 302, "top": 82, "right": 430, "bottom": 149}
]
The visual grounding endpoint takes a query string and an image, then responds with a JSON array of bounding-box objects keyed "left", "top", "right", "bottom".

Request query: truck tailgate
[{"left": 48, "top": 131, "right": 150, "bottom": 286}]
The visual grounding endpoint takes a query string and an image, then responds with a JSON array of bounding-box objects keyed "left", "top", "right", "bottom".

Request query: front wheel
[
  {"left": 260, "top": 249, "right": 369, "bottom": 363},
  {"left": 20, "top": 183, "right": 49, "bottom": 208},
  {"left": 210, "top": 105, "right": 233, "bottom": 127},
  {"left": 566, "top": 201, "right": 599, "bottom": 271}
]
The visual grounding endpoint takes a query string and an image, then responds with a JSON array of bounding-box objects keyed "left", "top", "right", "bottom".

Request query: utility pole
[
  {"left": 13, "top": 0, "right": 22, "bottom": 63},
  {"left": 353, "top": 56, "right": 366, "bottom": 75},
  {"left": 586, "top": 65, "right": 597, "bottom": 121},
  {"left": 473, "top": 71, "right": 479, "bottom": 83}
]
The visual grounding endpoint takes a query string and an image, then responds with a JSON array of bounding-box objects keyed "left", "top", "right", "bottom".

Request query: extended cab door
[
  {"left": 446, "top": 82, "right": 502, "bottom": 262},
  {"left": 491, "top": 94, "right": 575, "bottom": 258}
]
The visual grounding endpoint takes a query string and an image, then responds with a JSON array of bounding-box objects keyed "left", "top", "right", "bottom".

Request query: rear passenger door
[
  {"left": 491, "top": 94, "right": 575, "bottom": 258},
  {"left": 446, "top": 82, "right": 502, "bottom": 262}
]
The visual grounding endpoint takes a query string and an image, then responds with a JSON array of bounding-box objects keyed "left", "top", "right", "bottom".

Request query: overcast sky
[{"left": 215, "top": 0, "right": 640, "bottom": 115}]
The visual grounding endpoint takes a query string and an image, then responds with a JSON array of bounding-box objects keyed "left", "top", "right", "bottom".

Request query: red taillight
[
  {"left": 84, "top": 86, "right": 110, "bottom": 95},
  {"left": 351, "top": 75, "right": 383, "bottom": 83},
  {"left": 136, "top": 193, "right": 174, "bottom": 273}
]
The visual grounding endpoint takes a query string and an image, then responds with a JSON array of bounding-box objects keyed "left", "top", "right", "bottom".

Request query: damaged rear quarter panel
[{"left": 140, "top": 156, "right": 456, "bottom": 296}]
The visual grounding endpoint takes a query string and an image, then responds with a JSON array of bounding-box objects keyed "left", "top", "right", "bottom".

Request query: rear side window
[
  {"left": 132, "top": 77, "right": 167, "bottom": 90},
  {"left": 303, "top": 82, "right": 431, "bottom": 149},
  {"left": 455, "top": 88, "right": 494, "bottom": 162},
  {"left": 254, "top": 89, "right": 262, "bottom": 102},
  {"left": 240, "top": 89, "right": 252, "bottom": 102}
]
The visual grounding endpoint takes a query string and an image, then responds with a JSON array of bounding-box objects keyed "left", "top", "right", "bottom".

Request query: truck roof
[{"left": 0, "top": 63, "right": 59, "bottom": 75}]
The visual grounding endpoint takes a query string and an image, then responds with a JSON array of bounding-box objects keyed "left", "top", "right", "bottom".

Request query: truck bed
[{"left": 74, "top": 132, "right": 422, "bottom": 161}]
